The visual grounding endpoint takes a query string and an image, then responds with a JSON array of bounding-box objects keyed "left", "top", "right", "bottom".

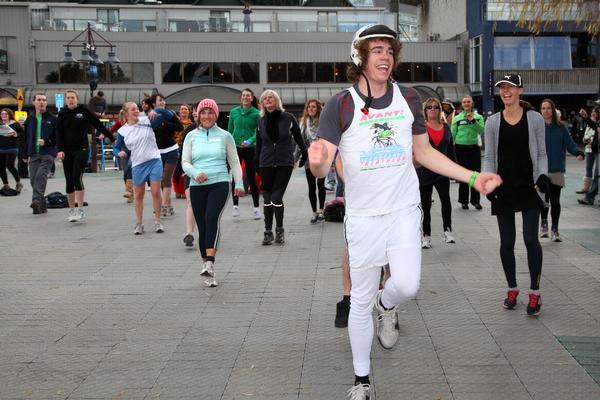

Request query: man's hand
[
  {"left": 473, "top": 172, "right": 503, "bottom": 195},
  {"left": 308, "top": 139, "right": 328, "bottom": 168},
  {"left": 118, "top": 151, "right": 127, "bottom": 158}
]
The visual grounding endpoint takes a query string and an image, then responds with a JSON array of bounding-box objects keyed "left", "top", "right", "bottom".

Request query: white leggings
[{"left": 346, "top": 208, "right": 422, "bottom": 377}]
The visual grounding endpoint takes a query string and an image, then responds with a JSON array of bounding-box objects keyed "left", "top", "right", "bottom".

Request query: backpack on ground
[{"left": 45, "top": 192, "right": 69, "bottom": 208}]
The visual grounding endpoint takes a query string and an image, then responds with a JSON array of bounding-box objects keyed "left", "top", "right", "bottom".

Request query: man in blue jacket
[{"left": 23, "top": 93, "right": 58, "bottom": 214}]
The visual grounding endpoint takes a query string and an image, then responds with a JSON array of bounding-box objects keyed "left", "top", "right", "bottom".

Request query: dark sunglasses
[{"left": 426, "top": 105, "right": 440, "bottom": 110}]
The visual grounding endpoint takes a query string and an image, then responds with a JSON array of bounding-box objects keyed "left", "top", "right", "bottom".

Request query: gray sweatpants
[{"left": 29, "top": 154, "right": 54, "bottom": 207}]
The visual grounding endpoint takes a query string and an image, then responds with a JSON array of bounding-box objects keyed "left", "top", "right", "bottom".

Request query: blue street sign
[{"left": 55, "top": 93, "right": 64, "bottom": 110}]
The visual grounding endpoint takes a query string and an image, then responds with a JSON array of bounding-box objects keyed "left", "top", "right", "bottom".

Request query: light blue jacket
[{"left": 181, "top": 124, "right": 243, "bottom": 188}]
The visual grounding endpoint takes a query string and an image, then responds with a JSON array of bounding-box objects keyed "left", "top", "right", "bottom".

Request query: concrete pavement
[{"left": 0, "top": 156, "right": 599, "bottom": 400}]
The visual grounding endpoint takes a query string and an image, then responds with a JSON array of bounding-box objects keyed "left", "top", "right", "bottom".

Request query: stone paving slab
[{"left": 1, "top": 157, "right": 599, "bottom": 399}]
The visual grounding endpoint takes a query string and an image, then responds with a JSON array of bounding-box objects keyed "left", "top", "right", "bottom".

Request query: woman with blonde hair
[
  {"left": 117, "top": 101, "right": 165, "bottom": 235},
  {"left": 300, "top": 98, "right": 326, "bottom": 223},
  {"left": 417, "top": 97, "right": 456, "bottom": 248},
  {"left": 255, "top": 89, "right": 307, "bottom": 244},
  {"left": 110, "top": 109, "right": 133, "bottom": 202}
]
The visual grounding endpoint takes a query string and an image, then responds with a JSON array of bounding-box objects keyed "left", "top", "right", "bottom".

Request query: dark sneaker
[
  {"left": 31, "top": 201, "right": 42, "bottom": 215},
  {"left": 578, "top": 198, "right": 593, "bottom": 205},
  {"left": 461, "top": 203, "right": 469, "bottom": 210},
  {"left": 472, "top": 203, "right": 483, "bottom": 210},
  {"left": 526, "top": 293, "right": 542, "bottom": 316},
  {"left": 183, "top": 233, "right": 194, "bottom": 247},
  {"left": 335, "top": 298, "right": 350, "bottom": 328},
  {"left": 503, "top": 289, "right": 520, "bottom": 310},
  {"left": 275, "top": 227, "right": 285, "bottom": 244},
  {"left": 262, "top": 230, "right": 274, "bottom": 245},
  {"left": 317, "top": 212, "right": 325, "bottom": 222}
]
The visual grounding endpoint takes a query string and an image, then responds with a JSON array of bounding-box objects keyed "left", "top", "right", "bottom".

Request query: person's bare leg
[{"left": 133, "top": 185, "right": 145, "bottom": 224}]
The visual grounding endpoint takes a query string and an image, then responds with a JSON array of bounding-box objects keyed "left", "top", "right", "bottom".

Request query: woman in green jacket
[
  {"left": 228, "top": 88, "right": 261, "bottom": 219},
  {"left": 451, "top": 95, "right": 485, "bottom": 209}
]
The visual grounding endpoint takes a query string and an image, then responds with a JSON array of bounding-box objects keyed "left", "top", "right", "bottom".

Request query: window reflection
[
  {"left": 183, "top": 63, "right": 210, "bottom": 83},
  {"left": 268, "top": 63, "right": 287, "bottom": 83}
]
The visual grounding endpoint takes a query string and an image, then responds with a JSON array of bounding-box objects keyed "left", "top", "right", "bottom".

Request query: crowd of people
[{"left": 3, "top": 23, "right": 600, "bottom": 400}]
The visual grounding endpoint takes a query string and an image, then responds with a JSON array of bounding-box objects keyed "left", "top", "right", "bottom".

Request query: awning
[
  {"left": 435, "top": 86, "right": 472, "bottom": 104},
  {"left": 2, "top": 87, "right": 158, "bottom": 108},
  {"left": 0, "top": 88, "right": 17, "bottom": 106},
  {"left": 271, "top": 86, "right": 347, "bottom": 106},
  {"left": 165, "top": 85, "right": 243, "bottom": 112}
]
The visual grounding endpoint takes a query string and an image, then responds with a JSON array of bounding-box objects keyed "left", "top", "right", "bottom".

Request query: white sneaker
[
  {"left": 252, "top": 207, "right": 262, "bottom": 220},
  {"left": 200, "top": 260, "right": 214, "bottom": 277},
  {"left": 443, "top": 229, "right": 455, "bottom": 243},
  {"left": 67, "top": 208, "right": 77, "bottom": 222},
  {"left": 77, "top": 208, "right": 85, "bottom": 221},
  {"left": 421, "top": 234, "right": 431, "bottom": 249},
  {"left": 347, "top": 383, "right": 371, "bottom": 400},
  {"left": 204, "top": 275, "right": 218, "bottom": 287},
  {"left": 551, "top": 230, "right": 562, "bottom": 242},
  {"left": 154, "top": 220, "right": 164, "bottom": 233},
  {"left": 133, "top": 224, "right": 144, "bottom": 235},
  {"left": 232, "top": 206, "right": 240, "bottom": 218},
  {"left": 374, "top": 290, "right": 399, "bottom": 349}
]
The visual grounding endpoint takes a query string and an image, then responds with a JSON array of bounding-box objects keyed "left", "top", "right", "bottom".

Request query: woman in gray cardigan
[{"left": 483, "top": 74, "right": 548, "bottom": 317}]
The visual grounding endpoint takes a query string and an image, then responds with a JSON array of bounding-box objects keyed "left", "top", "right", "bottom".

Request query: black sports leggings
[
  {"left": 0, "top": 153, "right": 19, "bottom": 185},
  {"left": 232, "top": 147, "right": 259, "bottom": 207},
  {"left": 454, "top": 144, "right": 481, "bottom": 205},
  {"left": 260, "top": 166, "right": 293, "bottom": 230},
  {"left": 305, "top": 167, "right": 326, "bottom": 212},
  {"left": 190, "top": 182, "right": 229, "bottom": 259},
  {"left": 63, "top": 150, "right": 87, "bottom": 193},
  {"left": 496, "top": 208, "right": 543, "bottom": 290},
  {"left": 419, "top": 178, "right": 452, "bottom": 236},
  {"left": 540, "top": 183, "right": 562, "bottom": 230}
]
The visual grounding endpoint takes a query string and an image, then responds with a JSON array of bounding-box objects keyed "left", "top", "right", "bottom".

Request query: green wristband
[{"left": 468, "top": 171, "right": 479, "bottom": 188}]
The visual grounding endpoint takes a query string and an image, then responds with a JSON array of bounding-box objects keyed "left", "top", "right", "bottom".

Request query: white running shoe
[
  {"left": 154, "top": 220, "right": 164, "bottom": 233},
  {"left": 67, "top": 208, "right": 77, "bottom": 222},
  {"left": 443, "top": 229, "right": 455, "bottom": 243},
  {"left": 347, "top": 383, "right": 371, "bottom": 400},
  {"left": 252, "top": 207, "right": 262, "bottom": 220},
  {"left": 421, "top": 234, "right": 431, "bottom": 249},
  {"left": 133, "top": 224, "right": 144, "bottom": 235},
  {"left": 232, "top": 205, "right": 240, "bottom": 218},
  {"left": 375, "top": 290, "right": 399, "bottom": 349},
  {"left": 200, "top": 260, "right": 215, "bottom": 277},
  {"left": 204, "top": 275, "right": 218, "bottom": 287},
  {"left": 551, "top": 230, "right": 562, "bottom": 242},
  {"left": 77, "top": 208, "right": 85, "bottom": 221}
]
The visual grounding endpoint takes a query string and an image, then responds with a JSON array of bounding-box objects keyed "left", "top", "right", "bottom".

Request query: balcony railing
[{"left": 493, "top": 69, "right": 599, "bottom": 94}]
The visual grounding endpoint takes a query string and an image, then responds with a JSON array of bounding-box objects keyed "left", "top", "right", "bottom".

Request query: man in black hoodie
[{"left": 57, "top": 89, "right": 113, "bottom": 222}]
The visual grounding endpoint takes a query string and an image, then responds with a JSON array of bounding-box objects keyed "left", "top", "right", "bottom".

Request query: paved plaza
[{"left": 1, "top": 157, "right": 599, "bottom": 400}]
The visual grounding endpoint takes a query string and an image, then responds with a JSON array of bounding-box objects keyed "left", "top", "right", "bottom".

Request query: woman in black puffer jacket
[
  {"left": 0, "top": 108, "right": 24, "bottom": 193},
  {"left": 255, "top": 89, "right": 307, "bottom": 245}
]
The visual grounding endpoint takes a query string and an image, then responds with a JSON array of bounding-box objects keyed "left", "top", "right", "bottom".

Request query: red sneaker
[
  {"left": 502, "top": 289, "right": 519, "bottom": 310},
  {"left": 526, "top": 293, "right": 542, "bottom": 316}
]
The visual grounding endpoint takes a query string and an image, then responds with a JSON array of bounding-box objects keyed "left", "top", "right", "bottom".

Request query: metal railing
[{"left": 493, "top": 69, "right": 600, "bottom": 94}]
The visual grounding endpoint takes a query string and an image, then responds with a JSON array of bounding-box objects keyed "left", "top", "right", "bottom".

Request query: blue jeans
[
  {"left": 586, "top": 153, "right": 599, "bottom": 202},
  {"left": 585, "top": 152, "right": 597, "bottom": 178}
]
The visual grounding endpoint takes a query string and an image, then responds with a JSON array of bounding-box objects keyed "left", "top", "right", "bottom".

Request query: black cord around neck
[{"left": 360, "top": 70, "right": 373, "bottom": 115}]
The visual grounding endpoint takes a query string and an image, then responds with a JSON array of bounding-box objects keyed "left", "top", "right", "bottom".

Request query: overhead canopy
[
  {"left": 435, "top": 86, "right": 472, "bottom": 104},
  {"left": 0, "top": 88, "right": 17, "bottom": 106},
  {"left": 165, "top": 85, "right": 244, "bottom": 112},
  {"left": 270, "top": 86, "right": 346, "bottom": 106},
  {"left": 1, "top": 88, "right": 158, "bottom": 108}
]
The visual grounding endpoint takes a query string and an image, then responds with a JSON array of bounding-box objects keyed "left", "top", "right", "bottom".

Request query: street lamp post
[{"left": 61, "top": 22, "right": 120, "bottom": 172}]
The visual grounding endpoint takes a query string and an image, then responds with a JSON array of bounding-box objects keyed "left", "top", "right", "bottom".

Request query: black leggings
[
  {"left": 63, "top": 150, "right": 87, "bottom": 193},
  {"left": 454, "top": 144, "right": 481, "bottom": 205},
  {"left": 232, "top": 147, "right": 259, "bottom": 207},
  {"left": 419, "top": 178, "right": 452, "bottom": 236},
  {"left": 0, "top": 153, "right": 19, "bottom": 185},
  {"left": 540, "top": 183, "right": 562, "bottom": 231},
  {"left": 190, "top": 182, "right": 229, "bottom": 259},
  {"left": 260, "top": 166, "right": 293, "bottom": 230},
  {"left": 496, "top": 208, "right": 543, "bottom": 291},
  {"left": 305, "top": 167, "right": 326, "bottom": 212}
]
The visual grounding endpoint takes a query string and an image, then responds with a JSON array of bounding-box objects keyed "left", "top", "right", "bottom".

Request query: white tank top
[{"left": 339, "top": 84, "right": 420, "bottom": 216}]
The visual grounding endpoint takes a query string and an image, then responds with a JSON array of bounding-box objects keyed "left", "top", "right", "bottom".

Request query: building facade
[{"left": 0, "top": 0, "right": 464, "bottom": 115}]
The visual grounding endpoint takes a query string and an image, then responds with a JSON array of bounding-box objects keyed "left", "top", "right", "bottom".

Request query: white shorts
[{"left": 344, "top": 206, "right": 422, "bottom": 270}]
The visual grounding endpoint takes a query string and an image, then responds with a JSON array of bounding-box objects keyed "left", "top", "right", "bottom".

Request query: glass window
[
  {"left": 95, "top": 63, "right": 108, "bottom": 83},
  {"left": 413, "top": 63, "right": 433, "bottom": 82},
  {"left": 60, "top": 63, "right": 85, "bottom": 83},
  {"left": 97, "top": 9, "right": 119, "bottom": 31},
  {"left": 316, "top": 63, "right": 334, "bottom": 83},
  {"left": 183, "top": 63, "right": 210, "bottom": 83},
  {"left": 470, "top": 36, "right": 482, "bottom": 83},
  {"left": 109, "top": 63, "right": 132, "bottom": 83},
  {"left": 233, "top": 63, "right": 259, "bottom": 83},
  {"left": 120, "top": 20, "right": 142, "bottom": 32},
  {"left": 133, "top": 63, "right": 154, "bottom": 84},
  {"left": 433, "top": 62, "right": 457, "bottom": 82},
  {"left": 288, "top": 63, "right": 313, "bottom": 83},
  {"left": 268, "top": 63, "right": 287, "bottom": 83},
  {"left": 37, "top": 63, "right": 59, "bottom": 83},
  {"left": 534, "top": 37, "right": 572, "bottom": 69},
  {"left": 163, "top": 63, "right": 183, "bottom": 83},
  {"left": 494, "top": 36, "right": 532, "bottom": 69},
  {"left": 334, "top": 63, "right": 348, "bottom": 83},
  {"left": 394, "top": 62, "right": 412, "bottom": 82},
  {"left": 318, "top": 12, "right": 337, "bottom": 32},
  {"left": 213, "top": 63, "right": 233, "bottom": 83}
]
